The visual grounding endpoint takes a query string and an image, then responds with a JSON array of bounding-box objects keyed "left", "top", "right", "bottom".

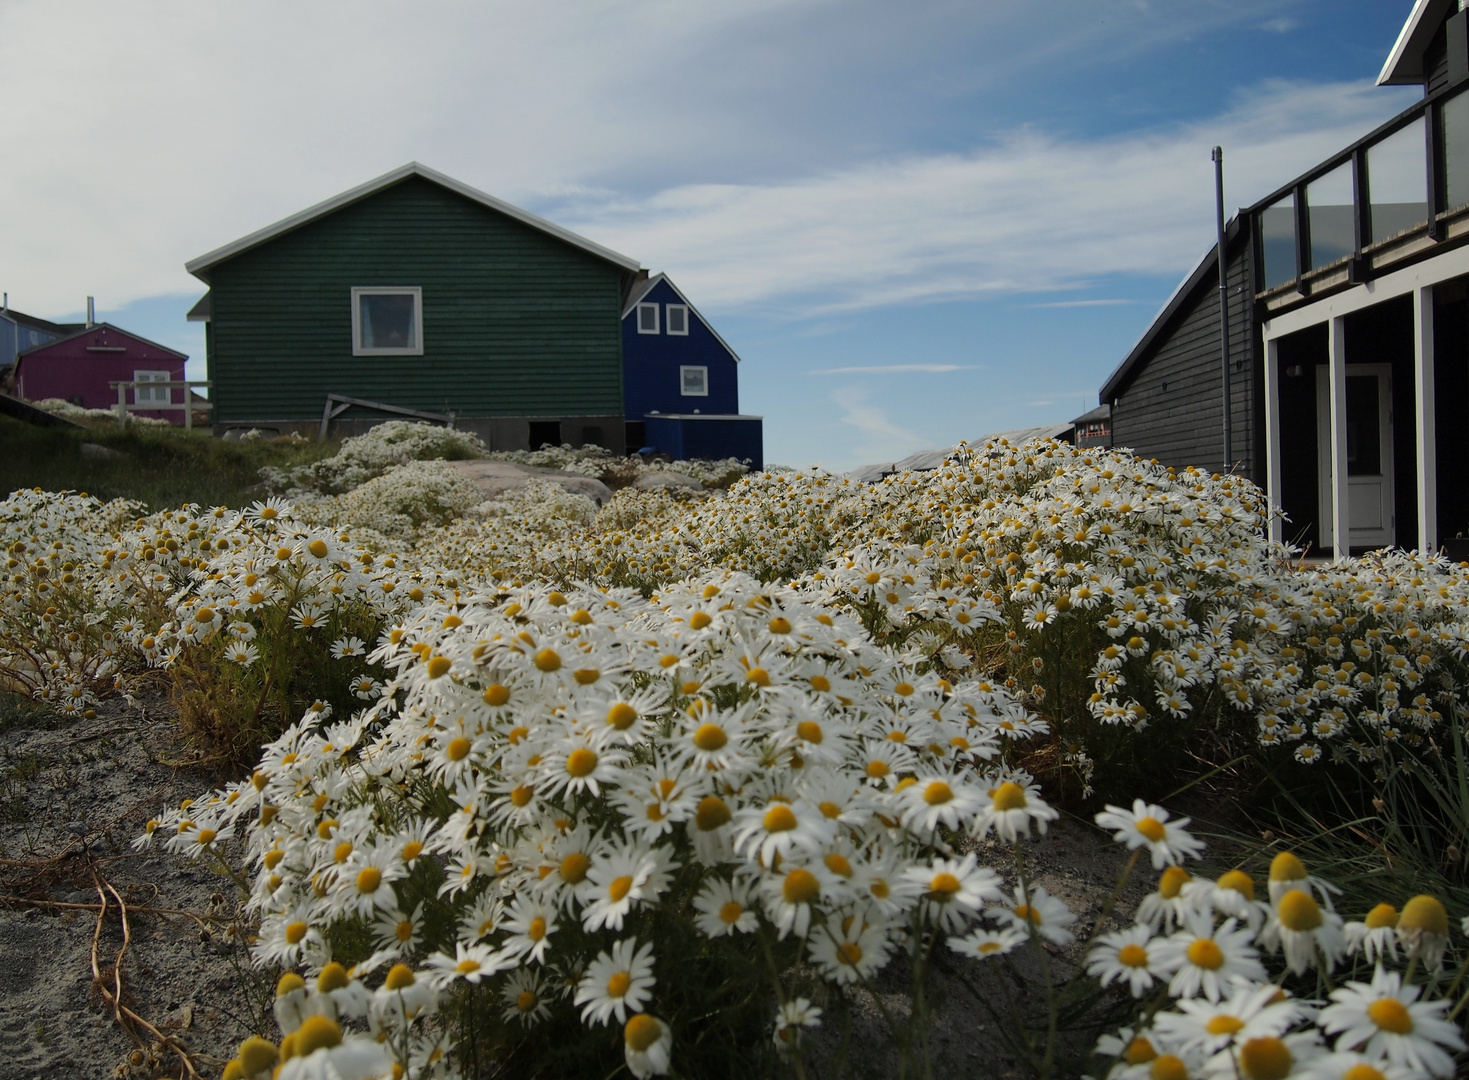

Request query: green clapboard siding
[{"left": 207, "top": 176, "right": 626, "bottom": 422}]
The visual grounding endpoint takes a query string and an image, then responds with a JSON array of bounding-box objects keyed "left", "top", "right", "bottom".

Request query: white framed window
[
  {"left": 352, "top": 287, "right": 423, "bottom": 356},
  {"left": 636, "top": 302, "right": 660, "bottom": 334},
  {"left": 666, "top": 304, "right": 689, "bottom": 335},
  {"left": 680, "top": 365, "right": 708, "bottom": 397},
  {"left": 134, "top": 370, "right": 171, "bottom": 404}
]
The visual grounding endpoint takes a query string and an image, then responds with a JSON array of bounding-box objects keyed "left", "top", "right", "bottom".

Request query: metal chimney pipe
[
  {"left": 86, "top": 296, "right": 95, "bottom": 328},
  {"left": 1, "top": 293, "right": 7, "bottom": 313},
  {"left": 1212, "top": 147, "right": 1231, "bottom": 474}
]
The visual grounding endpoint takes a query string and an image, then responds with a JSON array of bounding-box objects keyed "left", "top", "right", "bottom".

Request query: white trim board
[
  {"left": 1262, "top": 243, "right": 1469, "bottom": 340},
  {"left": 619, "top": 272, "right": 742, "bottom": 363},
  {"left": 186, "top": 163, "right": 641, "bottom": 280}
]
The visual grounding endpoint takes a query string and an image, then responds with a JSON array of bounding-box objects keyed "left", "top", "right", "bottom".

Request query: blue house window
[
  {"left": 681, "top": 365, "right": 708, "bottom": 396},
  {"left": 666, "top": 304, "right": 688, "bottom": 335},
  {"left": 637, "top": 303, "right": 660, "bottom": 334}
]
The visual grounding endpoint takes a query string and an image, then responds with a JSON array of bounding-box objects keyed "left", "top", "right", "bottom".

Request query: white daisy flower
[
  {"left": 623, "top": 1013, "right": 673, "bottom": 1079},
  {"left": 968, "top": 777, "right": 1058, "bottom": 843},
  {"left": 1152, "top": 913, "right": 1267, "bottom": 1002},
  {"left": 772, "top": 997, "right": 823, "bottom": 1053},
  {"left": 692, "top": 875, "right": 759, "bottom": 937},
  {"left": 902, "top": 854, "right": 1003, "bottom": 931},
  {"left": 806, "top": 907, "right": 894, "bottom": 985},
  {"left": 1318, "top": 965, "right": 1466, "bottom": 1079},
  {"left": 947, "top": 926, "right": 1027, "bottom": 962},
  {"left": 1094, "top": 799, "right": 1205, "bottom": 869},
  {"left": 987, "top": 884, "right": 1077, "bottom": 947},
  {"left": 1087, "top": 924, "right": 1163, "bottom": 998},
  {"left": 1343, "top": 903, "right": 1400, "bottom": 965},
  {"left": 575, "top": 938, "right": 656, "bottom": 1027}
]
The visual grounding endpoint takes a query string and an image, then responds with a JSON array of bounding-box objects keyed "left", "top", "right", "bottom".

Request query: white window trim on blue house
[
  {"left": 680, "top": 365, "right": 708, "bottom": 396},
  {"left": 351, "top": 286, "right": 423, "bottom": 356},
  {"left": 666, "top": 304, "right": 688, "bottom": 335},
  {"left": 637, "top": 302, "right": 660, "bottom": 334}
]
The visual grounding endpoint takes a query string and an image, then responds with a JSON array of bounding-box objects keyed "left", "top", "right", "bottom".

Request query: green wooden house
[{"left": 185, "top": 163, "right": 644, "bottom": 450}]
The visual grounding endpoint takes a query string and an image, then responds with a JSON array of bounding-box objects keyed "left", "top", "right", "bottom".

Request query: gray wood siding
[
  {"left": 1110, "top": 240, "right": 1257, "bottom": 479},
  {"left": 207, "top": 176, "right": 626, "bottom": 423}
]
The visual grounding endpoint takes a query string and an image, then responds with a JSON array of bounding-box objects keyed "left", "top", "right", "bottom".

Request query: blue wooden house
[{"left": 620, "top": 273, "right": 762, "bottom": 467}]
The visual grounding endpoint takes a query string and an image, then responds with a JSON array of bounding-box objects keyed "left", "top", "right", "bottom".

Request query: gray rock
[
  {"left": 450, "top": 460, "right": 612, "bottom": 507},
  {"left": 77, "top": 442, "right": 125, "bottom": 460},
  {"left": 632, "top": 470, "right": 705, "bottom": 492}
]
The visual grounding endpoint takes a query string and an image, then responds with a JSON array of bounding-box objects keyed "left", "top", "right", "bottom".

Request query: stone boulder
[
  {"left": 632, "top": 470, "right": 705, "bottom": 493},
  {"left": 450, "top": 460, "right": 612, "bottom": 507}
]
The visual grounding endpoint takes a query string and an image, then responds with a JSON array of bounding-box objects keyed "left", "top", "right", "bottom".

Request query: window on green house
[{"left": 352, "top": 287, "right": 422, "bottom": 355}]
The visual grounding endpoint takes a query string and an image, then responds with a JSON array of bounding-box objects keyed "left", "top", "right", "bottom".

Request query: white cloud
[
  {"left": 562, "top": 79, "right": 1416, "bottom": 315},
  {"left": 1025, "top": 299, "right": 1141, "bottom": 309},
  {"left": 831, "top": 386, "right": 925, "bottom": 464},
  {"left": 0, "top": 0, "right": 1322, "bottom": 317},
  {"left": 810, "top": 363, "right": 974, "bottom": 374}
]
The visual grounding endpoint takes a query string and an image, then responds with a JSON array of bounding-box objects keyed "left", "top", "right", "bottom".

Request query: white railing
[{"left": 108, "top": 380, "right": 214, "bottom": 430}]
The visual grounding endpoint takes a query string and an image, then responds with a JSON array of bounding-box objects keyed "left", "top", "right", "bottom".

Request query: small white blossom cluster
[
  {"left": 262, "top": 421, "right": 489, "bottom": 496},
  {"left": 140, "top": 570, "right": 1061, "bottom": 1078},
  {"left": 480, "top": 442, "right": 749, "bottom": 487},
  {"left": 291, "top": 460, "right": 488, "bottom": 542},
  {"left": 32, "top": 397, "right": 170, "bottom": 425},
  {"left": 1083, "top": 806, "right": 1466, "bottom": 1080}
]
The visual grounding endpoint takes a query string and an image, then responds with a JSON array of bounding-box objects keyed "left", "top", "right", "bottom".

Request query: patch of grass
[
  {"left": 0, "top": 416, "right": 335, "bottom": 511},
  {"left": 0, "top": 691, "right": 58, "bottom": 734}
]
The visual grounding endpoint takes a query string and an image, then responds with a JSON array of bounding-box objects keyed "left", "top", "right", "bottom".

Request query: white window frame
[
  {"left": 636, "top": 302, "right": 660, "bottom": 334},
  {"left": 665, "top": 303, "right": 689, "bottom": 335},
  {"left": 680, "top": 365, "right": 709, "bottom": 397},
  {"left": 352, "top": 286, "right": 423, "bottom": 356},
  {"left": 133, "top": 369, "right": 171, "bottom": 405}
]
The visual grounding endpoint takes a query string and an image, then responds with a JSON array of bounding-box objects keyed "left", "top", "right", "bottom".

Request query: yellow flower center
[
  {"left": 746, "top": 667, "right": 771, "bottom": 687},
  {"left": 796, "top": 721, "right": 824, "bottom": 744},
  {"left": 1117, "top": 944, "right": 1149, "bottom": 968},
  {"left": 395, "top": 920, "right": 414, "bottom": 942},
  {"left": 238, "top": 1037, "right": 279, "bottom": 1076},
  {"left": 426, "top": 656, "right": 452, "bottom": 679},
  {"left": 609, "top": 875, "right": 634, "bottom": 903},
  {"left": 837, "top": 942, "right": 864, "bottom": 966},
  {"left": 1277, "top": 889, "right": 1322, "bottom": 932},
  {"left": 689, "top": 611, "right": 713, "bottom": 629},
  {"left": 809, "top": 675, "right": 831, "bottom": 692},
  {"left": 992, "top": 781, "right": 1027, "bottom": 811},
  {"left": 1216, "top": 869, "right": 1255, "bottom": 900},
  {"left": 696, "top": 796, "right": 732, "bottom": 831},
  {"left": 719, "top": 900, "right": 744, "bottom": 924},
  {"left": 1399, "top": 894, "right": 1449, "bottom": 935},
  {"left": 285, "top": 921, "right": 308, "bottom": 945},
  {"left": 1124, "top": 1036, "right": 1156, "bottom": 1065},
  {"left": 317, "top": 963, "right": 350, "bottom": 993},
  {"left": 769, "top": 617, "right": 792, "bottom": 634},
  {"left": 923, "top": 780, "right": 954, "bottom": 806},
  {"left": 356, "top": 867, "right": 382, "bottom": 893},
  {"left": 566, "top": 748, "right": 598, "bottom": 777},
  {"left": 534, "top": 648, "right": 561, "bottom": 672},
  {"left": 624, "top": 1013, "right": 661, "bottom": 1051},
  {"left": 574, "top": 668, "right": 600, "bottom": 685},
  {"left": 1341, "top": 1066, "right": 1387, "bottom": 1080},
  {"left": 457, "top": 959, "right": 480, "bottom": 974},
  {"left": 866, "top": 760, "right": 891, "bottom": 779},
  {"left": 1205, "top": 1015, "right": 1244, "bottom": 1036},
  {"left": 1268, "top": 851, "right": 1307, "bottom": 883},
  {"left": 528, "top": 917, "right": 546, "bottom": 941},
  {"left": 447, "top": 737, "right": 471, "bottom": 761},
  {"left": 1186, "top": 938, "right": 1224, "bottom": 970},
  {"left": 196, "top": 829, "right": 217, "bottom": 845},
  {"left": 560, "top": 852, "right": 591, "bottom": 884},
  {"left": 783, "top": 868, "right": 820, "bottom": 905},
  {"left": 763, "top": 804, "right": 798, "bottom": 833},
  {"left": 607, "top": 971, "right": 632, "bottom": 998},
  {"left": 1237, "top": 1036, "right": 1292, "bottom": 1080},
  {"left": 1159, "top": 866, "right": 1191, "bottom": 899},
  {"left": 510, "top": 785, "right": 534, "bottom": 807},
  {"left": 516, "top": 989, "right": 538, "bottom": 1012},
  {"left": 483, "top": 684, "right": 511, "bottom": 706},
  {"left": 694, "top": 723, "right": 728, "bottom": 751},
  {"left": 402, "top": 840, "right": 423, "bottom": 861},
  {"left": 1134, "top": 816, "right": 1167, "bottom": 843},
  {"left": 1014, "top": 904, "right": 1040, "bottom": 925},
  {"left": 1149, "top": 1054, "right": 1188, "bottom": 1080},
  {"left": 384, "top": 964, "right": 416, "bottom": 990},
  {"left": 293, "top": 1016, "right": 343, "bottom": 1056},
  {"left": 825, "top": 853, "right": 853, "bottom": 877},
  {"left": 1363, "top": 902, "right": 1399, "bottom": 929},
  {"left": 1366, "top": 998, "right": 1413, "bottom": 1034}
]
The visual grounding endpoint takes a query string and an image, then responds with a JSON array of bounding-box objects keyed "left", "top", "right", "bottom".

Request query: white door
[{"left": 1316, "top": 364, "right": 1394, "bottom": 551}]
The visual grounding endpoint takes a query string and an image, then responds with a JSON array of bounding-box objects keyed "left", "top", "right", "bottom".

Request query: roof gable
[
  {"left": 622, "top": 273, "right": 742, "bottom": 363},
  {"left": 16, "top": 322, "right": 188, "bottom": 363},
  {"left": 1379, "top": 0, "right": 1456, "bottom": 86},
  {"left": 2, "top": 308, "right": 82, "bottom": 336},
  {"left": 186, "top": 163, "right": 641, "bottom": 282}
]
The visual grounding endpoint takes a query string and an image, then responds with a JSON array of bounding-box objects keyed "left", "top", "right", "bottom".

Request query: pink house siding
[{"left": 14, "top": 324, "right": 188, "bottom": 425}]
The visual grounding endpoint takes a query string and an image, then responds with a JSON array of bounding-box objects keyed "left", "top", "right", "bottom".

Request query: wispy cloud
[
  {"left": 810, "top": 363, "right": 976, "bottom": 374},
  {"left": 1260, "top": 17, "right": 1299, "bottom": 34},
  {"left": 563, "top": 79, "right": 1413, "bottom": 315},
  {"left": 1024, "top": 298, "right": 1142, "bottom": 308},
  {"left": 832, "top": 386, "right": 925, "bottom": 464}
]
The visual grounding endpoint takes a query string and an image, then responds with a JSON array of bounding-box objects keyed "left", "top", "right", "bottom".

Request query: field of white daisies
[{"left": 3, "top": 419, "right": 1469, "bottom": 1080}]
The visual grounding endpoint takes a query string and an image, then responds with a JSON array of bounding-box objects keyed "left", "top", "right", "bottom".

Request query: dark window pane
[
  {"left": 1443, "top": 90, "right": 1469, "bottom": 210},
  {"left": 361, "top": 294, "right": 416, "bottom": 350},
  {"left": 1346, "top": 374, "right": 1381, "bottom": 476},
  {"left": 1367, "top": 118, "right": 1428, "bottom": 242},
  {"left": 1260, "top": 195, "right": 1297, "bottom": 289},
  {"left": 1307, "top": 162, "right": 1355, "bottom": 269}
]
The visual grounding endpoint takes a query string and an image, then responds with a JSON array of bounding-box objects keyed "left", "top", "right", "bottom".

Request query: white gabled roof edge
[
  {"left": 1378, "top": 0, "right": 1452, "bottom": 86},
  {"left": 620, "top": 272, "right": 743, "bottom": 364},
  {"left": 185, "top": 162, "right": 642, "bottom": 280}
]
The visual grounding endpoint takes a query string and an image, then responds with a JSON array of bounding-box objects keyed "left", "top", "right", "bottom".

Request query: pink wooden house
[{"left": 14, "top": 323, "right": 188, "bottom": 424}]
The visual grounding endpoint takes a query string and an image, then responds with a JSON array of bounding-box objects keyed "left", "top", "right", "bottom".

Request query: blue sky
[{"left": 2, "top": 1, "right": 1421, "bottom": 470}]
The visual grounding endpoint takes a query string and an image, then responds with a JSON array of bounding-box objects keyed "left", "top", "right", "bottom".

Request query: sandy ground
[
  {"left": 0, "top": 693, "right": 259, "bottom": 1080},
  {"left": 0, "top": 695, "right": 1155, "bottom": 1080}
]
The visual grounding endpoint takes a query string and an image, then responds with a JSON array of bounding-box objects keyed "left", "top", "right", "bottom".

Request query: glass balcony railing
[{"left": 1254, "top": 80, "right": 1469, "bottom": 294}]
